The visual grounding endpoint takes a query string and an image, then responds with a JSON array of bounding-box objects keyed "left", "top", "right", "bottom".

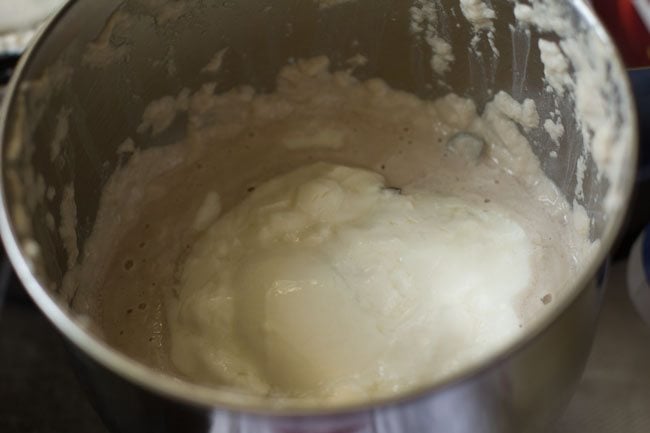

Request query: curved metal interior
[{"left": 0, "top": 0, "right": 638, "bottom": 416}]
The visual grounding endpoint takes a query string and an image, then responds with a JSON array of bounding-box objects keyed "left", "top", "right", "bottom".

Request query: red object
[{"left": 592, "top": 0, "right": 650, "bottom": 68}]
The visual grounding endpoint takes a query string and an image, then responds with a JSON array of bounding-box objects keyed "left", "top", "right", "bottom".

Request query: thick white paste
[
  {"left": 169, "top": 162, "right": 533, "bottom": 400},
  {"left": 64, "top": 56, "right": 596, "bottom": 406}
]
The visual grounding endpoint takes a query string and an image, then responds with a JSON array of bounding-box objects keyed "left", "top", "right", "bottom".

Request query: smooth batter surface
[
  {"left": 170, "top": 162, "right": 532, "bottom": 401},
  {"left": 67, "top": 57, "right": 595, "bottom": 405}
]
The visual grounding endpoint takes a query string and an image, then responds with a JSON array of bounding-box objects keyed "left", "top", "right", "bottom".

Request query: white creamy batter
[
  {"left": 170, "top": 162, "right": 532, "bottom": 400},
  {"left": 65, "top": 56, "right": 595, "bottom": 406}
]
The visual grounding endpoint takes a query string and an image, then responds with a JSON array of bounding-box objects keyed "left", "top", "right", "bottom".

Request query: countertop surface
[{"left": 1, "top": 262, "right": 649, "bottom": 433}]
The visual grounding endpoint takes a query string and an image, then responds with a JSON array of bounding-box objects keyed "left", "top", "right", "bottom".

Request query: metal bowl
[{"left": 0, "top": 0, "right": 637, "bottom": 432}]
